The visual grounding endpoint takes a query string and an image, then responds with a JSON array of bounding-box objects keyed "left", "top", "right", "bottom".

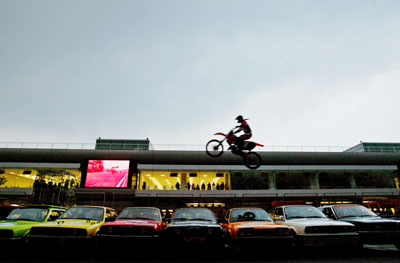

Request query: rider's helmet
[{"left": 235, "top": 115, "right": 244, "bottom": 123}]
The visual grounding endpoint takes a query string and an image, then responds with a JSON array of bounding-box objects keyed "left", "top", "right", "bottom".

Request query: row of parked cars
[{"left": 0, "top": 203, "right": 399, "bottom": 253}]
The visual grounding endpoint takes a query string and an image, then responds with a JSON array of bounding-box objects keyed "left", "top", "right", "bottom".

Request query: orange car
[{"left": 221, "top": 207, "right": 294, "bottom": 251}]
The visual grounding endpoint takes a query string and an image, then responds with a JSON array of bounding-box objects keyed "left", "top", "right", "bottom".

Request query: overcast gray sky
[{"left": 1, "top": 0, "right": 400, "bottom": 149}]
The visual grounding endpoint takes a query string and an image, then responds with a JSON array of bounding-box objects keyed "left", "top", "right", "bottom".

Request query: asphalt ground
[{"left": 1, "top": 244, "right": 399, "bottom": 262}]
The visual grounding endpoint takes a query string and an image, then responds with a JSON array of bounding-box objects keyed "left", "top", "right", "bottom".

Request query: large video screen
[{"left": 85, "top": 160, "right": 130, "bottom": 188}]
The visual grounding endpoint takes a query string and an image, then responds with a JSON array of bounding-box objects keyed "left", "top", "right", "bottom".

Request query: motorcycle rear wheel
[
  {"left": 244, "top": 152, "right": 261, "bottom": 169},
  {"left": 206, "top": 139, "right": 224, "bottom": 157}
]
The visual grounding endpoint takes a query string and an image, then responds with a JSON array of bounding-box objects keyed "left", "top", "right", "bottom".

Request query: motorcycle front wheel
[
  {"left": 244, "top": 152, "right": 261, "bottom": 169},
  {"left": 206, "top": 139, "right": 224, "bottom": 157}
]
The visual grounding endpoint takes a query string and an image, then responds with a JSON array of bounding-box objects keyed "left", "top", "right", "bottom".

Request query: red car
[{"left": 96, "top": 207, "right": 164, "bottom": 250}]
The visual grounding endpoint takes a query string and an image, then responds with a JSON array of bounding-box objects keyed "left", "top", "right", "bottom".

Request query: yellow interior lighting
[{"left": 139, "top": 170, "right": 228, "bottom": 190}]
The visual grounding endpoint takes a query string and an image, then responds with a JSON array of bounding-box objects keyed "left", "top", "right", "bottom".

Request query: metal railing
[
  {"left": 0, "top": 141, "right": 354, "bottom": 152},
  {"left": 2, "top": 142, "right": 398, "bottom": 152}
]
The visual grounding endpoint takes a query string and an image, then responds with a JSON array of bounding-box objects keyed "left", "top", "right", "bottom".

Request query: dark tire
[
  {"left": 244, "top": 152, "right": 261, "bottom": 169},
  {"left": 206, "top": 139, "right": 224, "bottom": 157}
]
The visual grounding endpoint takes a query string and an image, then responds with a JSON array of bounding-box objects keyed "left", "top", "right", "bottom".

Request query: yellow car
[{"left": 27, "top": 206, "right": 117, "bottom": 246}]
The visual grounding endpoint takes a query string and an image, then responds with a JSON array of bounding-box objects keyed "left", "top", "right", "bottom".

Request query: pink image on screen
[{"left": 85, "top": 160, "right": 129, "bottom": 188}]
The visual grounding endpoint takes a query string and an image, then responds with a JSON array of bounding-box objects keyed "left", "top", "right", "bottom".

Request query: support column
[
  {"left": 310, "top": 172, "right": 320, "bottom": 189},
  {"left": 268, "top": 172, "right": 276, "bottom": 190},
  {"left": 225, "top": 173, "right": 230, "bottom": 190},
  {"left": 181, "top": 173, "right": 187, "bottom": 190},
  {"left": 348, "top": 173, "right": 357, "bottom": 189}
]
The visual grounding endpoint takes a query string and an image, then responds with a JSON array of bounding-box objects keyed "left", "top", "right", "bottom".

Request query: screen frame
[{"left": 81, "top": 159, "right": 134, "bottom": 189}]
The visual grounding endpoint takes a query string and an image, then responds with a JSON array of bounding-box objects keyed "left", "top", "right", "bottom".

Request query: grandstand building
[{"left": 0, "top": 140, "right": 399, "bottom": 216}]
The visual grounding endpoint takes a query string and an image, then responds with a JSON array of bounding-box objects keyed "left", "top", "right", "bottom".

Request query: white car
[{"left": 269, "top": 205, "right": 359, "bottom": 247}]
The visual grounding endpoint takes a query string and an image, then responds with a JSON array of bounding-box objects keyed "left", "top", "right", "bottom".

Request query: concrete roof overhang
[{"left": 0, "top": 148, "right": 400, "bottom": 166}]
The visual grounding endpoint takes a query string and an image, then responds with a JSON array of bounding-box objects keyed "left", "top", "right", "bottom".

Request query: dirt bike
[{"left": 206, "top": 129, "right": 264, "bottom": 169}]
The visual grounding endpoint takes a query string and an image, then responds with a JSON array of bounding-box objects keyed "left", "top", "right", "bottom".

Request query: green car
[{"left": 0, "top": 205, "right": 66, "bottom": 243}]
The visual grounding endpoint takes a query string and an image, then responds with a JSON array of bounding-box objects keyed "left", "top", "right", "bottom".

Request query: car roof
[
  {"left": 321, "top": 204, "right": 361, "bottom": 207},
  {"left": 274, "top": 205, "right": 314, "bottom": 208},
  {"left": 69, "top": 205, "right": 115, "bottom": 210},
  {"left": 230, "top": 207, "right": 266, "bottom": 210},
  {"left": 174, "top": 207, "right": 212, "bottom": 211},
  {"left": 19, "top": 204, "right": 66, "bottom": 209},
  {"left": 123, "top": 207, "right": 160, "bottom": 210}
]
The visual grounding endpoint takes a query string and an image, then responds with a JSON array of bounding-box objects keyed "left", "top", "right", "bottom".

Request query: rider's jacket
[{"left": 237, "top": 120, "right": 252, "bottom": 134}]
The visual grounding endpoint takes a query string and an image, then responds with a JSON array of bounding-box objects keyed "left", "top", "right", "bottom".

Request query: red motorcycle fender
[{"left": 214, "top": 132, "right": 227, "bottom": 137}]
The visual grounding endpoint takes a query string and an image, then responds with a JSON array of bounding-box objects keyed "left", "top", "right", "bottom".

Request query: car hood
[
  {"left": 230, "top": 221, "right": 287, "bottom": 229},
  {"left": 340, "top": 216, "right": 400, "bottom": 224},
  {"left": 102, "top": 219, "right": 161, "bottom": 228},
  {"left": 34, "top": 219, "right": 102, "bottom": 229},
  {"left": 0, "top": 220, "right": 40, "bottom": 230},
  {"left": 285, "top": 218, "right": 353, "bottom": 227},
  {"left": 168, "top": 220, "right": 220, "bottom": 228}
]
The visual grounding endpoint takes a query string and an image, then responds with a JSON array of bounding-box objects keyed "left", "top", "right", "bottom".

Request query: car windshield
[
  {"left": 6, "top": 208, "right": 49, "bottom": 222},
  {"left": 230, "top": 208, "right": 273, "bottom": 223},
  {"left": 285, "top": 206, "right": 326, "bottom": 220},
  {"left": 333, "top": 205, "right": 378, "bottom": 219},
  {"left": 117, "top": 208, "right": 161, "bottom": 221},
  {"left": 171, "top": 208, "right": 216, "bottom": 223},
  {"left": 59, "top": 207, "right": 104, "bottom": 221}
]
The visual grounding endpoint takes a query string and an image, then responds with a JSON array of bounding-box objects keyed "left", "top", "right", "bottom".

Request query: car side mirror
[{"left": 275, "top": 215, "right": 284, "bottom": 221}]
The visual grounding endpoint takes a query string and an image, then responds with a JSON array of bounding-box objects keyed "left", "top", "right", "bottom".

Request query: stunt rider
[{"left": 234, "top": 115, "right": 252, "bottom": 151}]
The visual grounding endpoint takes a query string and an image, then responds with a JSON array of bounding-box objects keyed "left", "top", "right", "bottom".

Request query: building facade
[{"left": 0, "top": 142, "right": 399, "bottom": 216}]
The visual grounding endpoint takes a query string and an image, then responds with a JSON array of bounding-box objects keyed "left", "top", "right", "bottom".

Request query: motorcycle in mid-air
[{"left": 206, "top": 129, "right": 263, "bottom": 169}]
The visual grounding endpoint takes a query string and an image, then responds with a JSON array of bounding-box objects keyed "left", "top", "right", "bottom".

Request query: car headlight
[
  {"left": 305, "top": 226, "right": 320, "bottom": 233},
  {"left": 99, "top": 226, "right": 113, "bottom": 234},
  {"left": 237, "top": 229, "right": 252, "bottom": 237},
  {"left": 279, "top": 228, "right": 290, "bottom": 236}
]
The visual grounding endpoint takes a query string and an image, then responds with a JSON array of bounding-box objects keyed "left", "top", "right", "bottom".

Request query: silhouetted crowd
[
  {"left": 32, "top": 178, "right": 77, "bottom": 204},
  {"left": 141, "top": 181, "right": 228, "bottom": 190}
]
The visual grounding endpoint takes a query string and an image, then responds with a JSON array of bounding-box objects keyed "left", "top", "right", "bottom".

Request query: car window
[
  {"left": 333, "top": 205, "right": 378, "bottom": 219},
  {"left": 6, "top": 208, "right": 49, "bottom": 222},
  {"left": 106, "top": 209, "right": 117, "bottom": 221},
  {"left": 285, "top": 206, "right": 326, "bottom": 220},
  {"left": 322, "top": 208, "right": 336, "bottom": 219},
  {"left": 172, "top": 208, "right": 216, "bottom": 222},
  {"left": 270, "top": 208, "right": 284, "bottom": 220},
  {"left": 117, "top": 208, "right": 160, "bottom": 221},
  {"left": 48, "top": 209, "right": 63, "bottom": 221},
  {"left": 230, "top": 209, "right": 272, "bottom": 222},
  {"left": 59, "top": 207, "right": 105, "bottom": 221}
]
